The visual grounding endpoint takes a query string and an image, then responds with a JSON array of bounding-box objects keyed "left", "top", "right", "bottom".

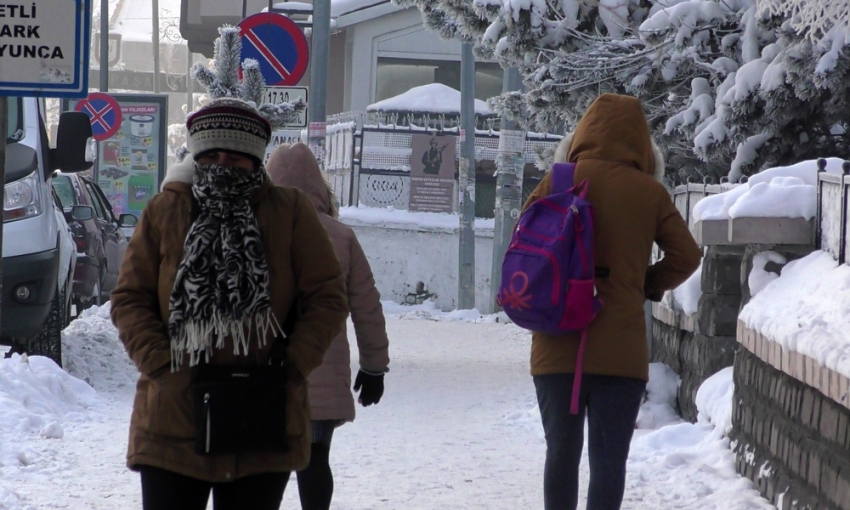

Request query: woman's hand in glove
[{"left": 353, "top": 369, "right": 385, "bottom": 406}]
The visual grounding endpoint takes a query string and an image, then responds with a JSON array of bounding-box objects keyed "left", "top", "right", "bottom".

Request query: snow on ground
[
  {"left": 740, "top": 250, "right": 850, "bottom": 379},
  {"left": 341, "top": 206, "right": 496, "bottom": 231},
  {"left": 0, "top": 302, "right": 775, "bottom": 509}
]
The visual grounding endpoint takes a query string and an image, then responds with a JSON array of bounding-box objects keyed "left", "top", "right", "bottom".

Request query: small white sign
[
  {"left": 263, "top": 86, "right": 309, "bottom": 128},
  {"left": 498, "top": 129, "right": 526, "bottom": 154},
  {"left": 0, "top": 0, "right": 91, "bottom": 97},
  {"left": 309, "top": 121, "right": 326, "bottom": 138},
  {"left": 264, "top": 129, "right": 305, "bottom": 163}
]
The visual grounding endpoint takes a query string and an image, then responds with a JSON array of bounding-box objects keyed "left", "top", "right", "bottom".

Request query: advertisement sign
[
  {"left": 0, "top": 0, "right": 91, "bottom": 97},
  {"left": 65, "top": 94, "right": 168, "bottom": 218},
  {"left": 409, "top": 134, "right": 456, "bottom": 214}
]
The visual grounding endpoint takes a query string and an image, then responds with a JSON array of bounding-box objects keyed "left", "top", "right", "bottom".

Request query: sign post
[{"left": 0, "top": 0, "right": 92, "bottom": 335}]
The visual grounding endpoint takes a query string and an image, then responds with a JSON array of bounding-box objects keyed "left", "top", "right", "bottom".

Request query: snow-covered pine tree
[
  {"left": 177, "top": 24, "right": 307, "bottom": 162},
  {"left": 397, "top": 0, "right": 850, "bottom": 183}
]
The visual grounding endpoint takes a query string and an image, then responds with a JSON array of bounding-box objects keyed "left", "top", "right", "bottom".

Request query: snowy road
[{"left": 0, "top": 303, "right": 775, "bottom": 509}]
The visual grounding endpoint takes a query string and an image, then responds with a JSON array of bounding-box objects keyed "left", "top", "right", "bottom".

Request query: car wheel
[{"left": 29, "top": 287, "right": 63, "bottom": 367}]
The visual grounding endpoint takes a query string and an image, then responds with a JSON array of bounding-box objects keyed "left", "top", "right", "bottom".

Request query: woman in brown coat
[
  {"left": 110, "top": 99, "right": 348, "bottom": 510},
  {"left": 524, "top": 94, "right": 701, "bottom": 510},
  {"left": 266, "top": 143, "right": 390, "bottom": 510}
]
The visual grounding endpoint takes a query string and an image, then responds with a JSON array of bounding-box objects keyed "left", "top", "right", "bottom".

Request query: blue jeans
[{"left": 534, "top": 373, "right": 646, "bottom": 510}]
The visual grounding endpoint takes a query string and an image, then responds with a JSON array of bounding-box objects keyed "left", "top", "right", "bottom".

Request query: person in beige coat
[
  {"left": 523, "top": 94, "right": 701, "bottom": 510},
  {"left": 266, "top": 143, "right": 390, "bottom": 510},
  {"left": 110, "top": 99, "right": 348, "bottom": 510}
]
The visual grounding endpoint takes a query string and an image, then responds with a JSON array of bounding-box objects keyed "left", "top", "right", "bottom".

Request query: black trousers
[
  {"left": 139, "top": 465, "right": 290, "bottom": 510},
  {"left": 534, "top": 373, "right": 646, "bottom": 510}
]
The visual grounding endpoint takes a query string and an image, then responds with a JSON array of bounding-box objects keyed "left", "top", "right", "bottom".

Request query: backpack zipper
[{"left": 204, "top": 393, "right": 211, "bottom": 454}]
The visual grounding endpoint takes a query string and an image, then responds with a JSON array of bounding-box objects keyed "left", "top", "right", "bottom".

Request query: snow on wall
[
  {"left": 739, "top": 251, "right": 850, "bottom": 379},
  {"left": 340, "top": 207, "right": 496, "bottom": 311}
]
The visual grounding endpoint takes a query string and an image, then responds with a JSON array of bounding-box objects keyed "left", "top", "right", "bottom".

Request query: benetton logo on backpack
[{"left": 497, "top": 162, "right": 603, "bottom": 414}]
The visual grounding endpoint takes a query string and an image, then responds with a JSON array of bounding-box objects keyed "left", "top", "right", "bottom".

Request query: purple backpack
[{"left": 497, "top": 162, "right": 602, "bottom": 413}]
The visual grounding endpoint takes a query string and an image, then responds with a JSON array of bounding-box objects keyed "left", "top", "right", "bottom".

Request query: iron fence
[{"left": 816, "top": 159, "right": 850, "bottom": 265}]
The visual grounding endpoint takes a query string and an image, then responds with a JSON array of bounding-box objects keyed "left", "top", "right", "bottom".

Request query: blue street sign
[
  {"left": 238, "top": 13, "right": 309, "bottom": 87},
  {"left": 75, "top": 92, "right": 122, "bottom": 141}
]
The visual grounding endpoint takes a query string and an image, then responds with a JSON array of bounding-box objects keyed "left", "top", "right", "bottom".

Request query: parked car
[
  {"left": 51, "top": 172, "right": 137, "bottom": 315},
  {"left": 1, "top": 99, "right": 92, "bottom": 367}
]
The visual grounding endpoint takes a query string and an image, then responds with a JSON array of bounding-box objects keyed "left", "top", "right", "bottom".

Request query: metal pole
[
  {"left": 488, "top": 67, "right": 524, "bottom": 313},
  {"left": 242, "top": 0, "right": 247, "bottom": 18},
  {"left": 186, "top": 50, "right": 193, "bottom": 114},
  {"left": 0, "top": 99, "right": 7, "bottom": 337},
  {"left": 100, "top": 0, "right": 109, "bottom": 91},
  {"left": 458, "top": 42, "right": 476, "bottom": 310},
  {"left": 308, "top": 0, "right": 330, "bottom": 170},
  {"left": 152, "top": 0, "right": 161, "bottom": 93}
]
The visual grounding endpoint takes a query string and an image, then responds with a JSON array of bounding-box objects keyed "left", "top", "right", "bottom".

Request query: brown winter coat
[
  {"left": 110, "top": 158, "right": 349, "bottom": 482},
  {"left": 266, "top": 143, "right": 390, "bottom": 422},
  {"left": 523, "top": 94, "right": 701, "bottom": 381}
]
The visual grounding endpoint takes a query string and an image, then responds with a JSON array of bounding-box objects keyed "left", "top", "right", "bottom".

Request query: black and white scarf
[{"left": 168, "top": 163, "right": 283, "bottom": 368}]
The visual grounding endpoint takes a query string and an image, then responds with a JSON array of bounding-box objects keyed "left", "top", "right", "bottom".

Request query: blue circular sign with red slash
[
  {"left": 75, "top": 92, "right": 122, "bottom": 142},
  {"left": 238, "top": 13, "right": 309, "bottom": 87}
]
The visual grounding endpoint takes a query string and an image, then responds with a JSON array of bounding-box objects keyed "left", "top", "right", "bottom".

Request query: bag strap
[{"left": 551, "top": 162, "right": 576, "bottom": 194}]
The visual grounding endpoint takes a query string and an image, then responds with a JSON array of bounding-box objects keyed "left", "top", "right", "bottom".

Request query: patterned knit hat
[{"left": 186, "top": 98, "right": 271, "bottom": 164}]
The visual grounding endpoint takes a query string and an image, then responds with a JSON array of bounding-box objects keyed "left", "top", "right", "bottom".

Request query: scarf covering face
[{"left": 168, "top": 163, "right": 282, "bottom": 368}]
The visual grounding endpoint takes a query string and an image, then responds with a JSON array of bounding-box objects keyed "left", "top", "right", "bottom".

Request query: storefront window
[{"left": 376, "top": 57, "right": 504, "bottom": 103}]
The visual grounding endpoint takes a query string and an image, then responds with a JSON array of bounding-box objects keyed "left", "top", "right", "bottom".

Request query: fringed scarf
[{"left": 168, "top": 163, "right": 283, "bottom": 369}]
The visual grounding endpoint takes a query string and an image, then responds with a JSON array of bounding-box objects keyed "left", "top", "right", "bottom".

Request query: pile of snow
[
  {"left": 381, "top": 299, "right": 509, "bottom": 324},
  {"left": 740, "top": 251, "right": 850, "bottom": 379},
  {"left": 636, "top": 363, "right": 683, "bottom": 430},
  {"left": 366, "top": 83, "right": 493, "bottom": 115},
  {"left": 748, "top": 251, "right": 786, "bottom": 298},
  {"left": 341, "top": 205, "right": 496, "bottom": 231},
  {"left": 693, "top": 157, "right": 844, "bottom": 222}
]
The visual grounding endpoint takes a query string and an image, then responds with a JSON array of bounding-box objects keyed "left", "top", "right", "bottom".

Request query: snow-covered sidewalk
[{"left": 0, "top": 303, "right": 775, "bottom": 509}]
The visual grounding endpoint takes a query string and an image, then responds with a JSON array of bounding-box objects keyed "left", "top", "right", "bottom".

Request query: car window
[
  {"left": 51, "top": 175, "right": 76, "bottom": 209},
  {"left": 87, "top": 180, "right": 118, "bottom": 223},
  {"left": 84, "top": 181, "right": 107, "bottom": 220}
]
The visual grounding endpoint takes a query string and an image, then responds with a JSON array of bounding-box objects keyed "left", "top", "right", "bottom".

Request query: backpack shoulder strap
[{"left": 551, "top": 162, "right": 576, "bottom": 194}]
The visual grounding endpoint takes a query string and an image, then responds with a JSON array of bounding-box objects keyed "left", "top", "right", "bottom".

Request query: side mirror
[
  {"left": 69, "top": 205, "right": 94, "bottom": 221},
  {"left": 118, "top": 213, "right": 138, "bottom": 227},
  {"left": 51, "top": 111, "right": 94, "bottom": 172}
]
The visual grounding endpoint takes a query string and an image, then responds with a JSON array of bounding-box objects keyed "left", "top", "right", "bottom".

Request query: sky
[{"left": 0, "top": 301, "right": 776, "bottom": 509}]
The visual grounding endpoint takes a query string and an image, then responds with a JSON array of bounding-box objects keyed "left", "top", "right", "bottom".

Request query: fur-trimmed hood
[
  {"left": 160, "top": 156, "right": 196, "bottom": 191},
  {"left": 552, "top": 95, "right": 666, "bottom": 183}
]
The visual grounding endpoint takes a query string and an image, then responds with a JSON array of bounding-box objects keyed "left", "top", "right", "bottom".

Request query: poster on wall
[
  {"left": 65, "top": 93, "right": 168, "bottom": 219},
  {"left": 409, "top": 134, "right": 456, "bottom": 214}
]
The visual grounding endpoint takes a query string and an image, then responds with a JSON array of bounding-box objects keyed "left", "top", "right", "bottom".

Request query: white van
[{"left": 1, "top": 97, "right": 93, "bottom": 366}]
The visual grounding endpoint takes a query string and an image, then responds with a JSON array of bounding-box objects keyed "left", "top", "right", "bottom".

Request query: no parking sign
[
  {"left": 238, "top": 13, "right": 309, "bottom": 86},
  {"left": 74, "top": 92, "right": 122, "bottom": 142}
]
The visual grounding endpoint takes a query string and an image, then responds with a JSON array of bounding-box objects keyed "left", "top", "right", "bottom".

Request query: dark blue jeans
[{"left": 534, "top": 373, "right": 646, "bottom": 510}]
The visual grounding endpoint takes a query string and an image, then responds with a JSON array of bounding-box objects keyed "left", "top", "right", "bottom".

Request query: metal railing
[{"left": 816, "top": 159, "right": 850, "bottom": 265}]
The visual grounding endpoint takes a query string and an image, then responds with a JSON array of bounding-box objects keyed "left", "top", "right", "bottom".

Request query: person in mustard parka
[
  {"left": 524, "top": 94, "right": 701, "bottom": 510},
  {"left": 110, "top": 98, "right": 348, "bottom": 510}
]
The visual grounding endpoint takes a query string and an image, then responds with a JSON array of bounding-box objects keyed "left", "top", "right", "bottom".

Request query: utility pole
[
  {"left": 100, "top": 0, "right": 109, "bottom": 91},
  {"left": 152, "top": 0, "right": 161, "bottom": 93},
  {"left": 186, "top": 51, "right": 193, "bottom": 114},
  {"left": 458, "top": 42, "right": 476, "bottom": 310},
  {"left": 488, "top": 67, "right": 525, "bottom": 313},
  {"left": 308, "top": 0, "right": 330, "bottom": 170}
]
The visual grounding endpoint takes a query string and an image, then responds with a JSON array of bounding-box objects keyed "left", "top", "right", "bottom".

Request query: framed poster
[
  {"left": 409, "top": 134, "right": 456, "bottom": 213},
  {"left": 65, "top": 93, "right": 168, "bottom": 218}
]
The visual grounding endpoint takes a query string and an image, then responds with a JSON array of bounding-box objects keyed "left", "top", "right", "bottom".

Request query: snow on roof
[
  {"left": 366, "top": 83, "right": 493, "bottom": 116},
  {"left": 692, "top": 157, "right": 844, "bottom": 222}
]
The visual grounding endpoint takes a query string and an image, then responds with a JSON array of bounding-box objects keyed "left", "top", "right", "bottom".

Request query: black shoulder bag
[{"left": 190, "top": 309, "right": 298, "bottom": 456}]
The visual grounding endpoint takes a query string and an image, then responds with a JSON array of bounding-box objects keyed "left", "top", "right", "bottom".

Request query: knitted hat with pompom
[{"left": 186, "top": 97, "right": 271, "bottom": 164}]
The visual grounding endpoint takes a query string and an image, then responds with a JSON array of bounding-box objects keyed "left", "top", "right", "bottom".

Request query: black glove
[{"left": 353, "top": 370, "right": 385, "bottom": 407}]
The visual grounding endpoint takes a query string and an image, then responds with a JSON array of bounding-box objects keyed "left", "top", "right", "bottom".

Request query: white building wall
[
  {"left": 343, "top": 8, "right": 463, "bottom": 112},
  {"left": 342, "top": 220, "right": 495, "bottom": 312}
]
